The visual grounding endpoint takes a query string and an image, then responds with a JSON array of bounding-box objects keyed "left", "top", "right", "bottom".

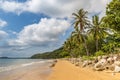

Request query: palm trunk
[
  {"left": 79, "top": 23, "right": 89, "bottom": 56},
  {"left": 96, "top": 26, "right": 99, "bottom": 52},
  {"left": 96, "top": 38, "right": 98, "bottom": 52},
  {"left": 70, "top": 53, "right": 73, "bottom": 58},
  {"left": 83, "top": 36, "right": 89, "bottom": 56}
]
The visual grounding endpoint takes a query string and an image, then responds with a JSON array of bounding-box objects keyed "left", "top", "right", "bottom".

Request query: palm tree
[
  {"left": 72, "top": 9, "right": 90, "bottom": 56},
  {"left": 72, "top": 31, "right": 89, "bottom": 56},
  {"left": 63, "top": 40, "right": 71, "bottom": 57},
  {"left": 89, "top": 15, "right": 108, "bottom": 52},
  {"left": 72, "top": 8, "right": 90, "bottom": 32},
  {"left": 63, "top": 35, "right": 74, "bottom": 57}
]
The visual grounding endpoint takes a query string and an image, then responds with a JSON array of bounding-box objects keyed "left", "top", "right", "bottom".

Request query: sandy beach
[
  {"left": 1, "top": 60, "right": 120, "bottom": 80},
  {"left": 48, "top": 60, "right": 120, "bottom": 80}
]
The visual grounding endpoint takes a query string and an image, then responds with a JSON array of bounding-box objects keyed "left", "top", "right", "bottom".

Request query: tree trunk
[
  {"left": 83, "top": 36, "right": 89, "bottom": 56},
  {"left": 79, "top": 23, "right": 89, "bottom": 56},
  {"left": 96, "top": 38, "right": 98, "bottom": 52}
]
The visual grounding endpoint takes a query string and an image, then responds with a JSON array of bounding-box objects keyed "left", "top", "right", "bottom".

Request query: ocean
[
  {"left": 0, "top": 59, "right": 50, "bottom": 72},
  {"left": 0, "top": 59, "right": 52, "bottom": 80}
]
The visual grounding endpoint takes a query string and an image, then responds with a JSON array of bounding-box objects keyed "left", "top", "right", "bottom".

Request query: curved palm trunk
[
  {"left": 80, "top": 23, "right": 89, "bottom": 56},
  {"left": 70, "top": 49, "right": 74, "bottom": 58},
  {"left": 96, "top": 39, "right": 98, "bottom": 52},
  {"left": 95, "top": 25, "right": 99, "bottom": 52},
  {"left": 83, "top": 36, "right": 89, "bottom": 56}
]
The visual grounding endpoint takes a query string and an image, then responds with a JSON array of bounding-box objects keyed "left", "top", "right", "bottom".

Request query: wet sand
[
  {"left": 0, "top": 61, "right": 52, "bottom": 80},
  {"left": 48, "top": 60, "right": 120, "bottom": 80}
]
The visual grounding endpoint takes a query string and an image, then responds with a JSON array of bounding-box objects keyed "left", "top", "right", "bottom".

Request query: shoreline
[
  {"left": 0, "top": 60, "right": 53, "bottom": 80},
  {"left": 47, "top": 60, "right": 120, "bottom": 80},
  {"left": 1, "top": 59, "right": 120, "bottom": 80}
]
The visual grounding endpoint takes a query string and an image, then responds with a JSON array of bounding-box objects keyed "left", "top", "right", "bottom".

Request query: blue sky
[{"left": 0, "top": 0, "right": 111, "bottom": 57}]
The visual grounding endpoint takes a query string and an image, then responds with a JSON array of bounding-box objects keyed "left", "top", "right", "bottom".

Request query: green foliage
[
  {"left": 95, "top": 50, "right": 105, "bottom": 57},
  {"left": 89, "top": 15, "right": 109, "bottom": 52},
  {"left": 71, "top": 47, "right": 83, "bottom": 57},
  {"left": 86, "top": 35, "right": 96, "bottom": 55},
  {"left": 104, "top": 0, "right": 120, "bottom": 32},
  {"left": 72, "top": 9, "right": 90, "bottom": 31},
  {"left": 72, "top": 9, "right": 90, "bottom": 56},
  {"left": 63, "top": 0, "right": 120, "bottom": 58},
  {"left": 82, "top": 56, "right": 94, "bottom": 60},
  {"left": 32, "top": 0, "right": 120, "bottom": 59},
  {"left": 77, "top": 45, "right": 86, "bottom": 56},
  {"left": 60, "top": 51, "right": 70, "bottom": 57},
  {"left": 102, "top": 42, "right": 116, "bottom": 54},
  {"left": 102, "top": 33, "right": 120, "bottom": 53},
  {"left": 31, "top": 47, "right": 67, "bottom": 59}
]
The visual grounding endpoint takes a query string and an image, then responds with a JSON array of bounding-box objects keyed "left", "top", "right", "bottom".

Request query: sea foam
[{"left": 0, "top": 60, "right": 48, "bottom": 73}]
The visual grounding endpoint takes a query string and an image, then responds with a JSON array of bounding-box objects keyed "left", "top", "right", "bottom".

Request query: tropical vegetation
[
  {"left": 31, "top": 0, "right": 120, "bottom": 59},
  {"left": 63, "top": 0, "right": 120, "bottom": 58}
]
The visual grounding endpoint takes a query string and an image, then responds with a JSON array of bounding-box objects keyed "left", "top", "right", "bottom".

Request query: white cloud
[
  {"left": 0, "top": 0, "right": 111, "bottom": 18},
  {"left": 9, "top": 18, "right": 70, "bottom": 46},
  {"left": 0, "top": 19, "right": 7, "bottom": 27},
  {"left": 0, "top": 30, "right": 8, "bottom": 40},
  {"left": 87, "top": 0, "right": 111, "bottom": 18},
  {"left": 0, "top": 0, "right": 112, "bottom": 57},
  {"left": 0, "top": 19, "right": 8, "bottom": 41}
]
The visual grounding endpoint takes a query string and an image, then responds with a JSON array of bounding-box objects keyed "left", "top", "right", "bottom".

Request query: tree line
[
  {"left": 62, "top": 0, "right": 120, "bottom": 58},
  {"left": 31, "top": 0, "right": 120, "bottom": 59}
]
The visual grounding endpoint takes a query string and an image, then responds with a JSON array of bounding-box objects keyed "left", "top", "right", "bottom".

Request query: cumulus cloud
[
  {"left": 0, "top": 19, "right": 8, "bottom": 41},
  {"left": 0, "top": 19, "right": 7, "bottom": 27},
  {"left": 0, "top": 0, "right": 111, "bottom": 18},
  {"left": 9, "top": 18, "right": 70, "bottom": 46},
  {"left": 0, "top": 0, "right": 112, "bottom": 57},
  {"left": 87, "top": 0, "right": 111, "bottom": 18},
  {"left": 0, "top": 30, "right": 8, "bottom": 40}
]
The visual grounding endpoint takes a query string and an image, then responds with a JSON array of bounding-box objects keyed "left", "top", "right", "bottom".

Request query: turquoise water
[{"left": 0, "top": 59, "right": 46, "bottom": 72}]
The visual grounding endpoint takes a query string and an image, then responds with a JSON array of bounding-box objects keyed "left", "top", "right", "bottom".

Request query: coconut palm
[
  {"left": 63, "top": 35, "right": 74, "bottom": 57},
  {"left": 72, "top": 9, "right": 90, "bottom": 56},
  {"left": 72, "top": 30, "right": 89, "bottom": 56},
  {"left": 89, "top": 15, "right": 108, "bottom": 52},
  {"left": 63, "top": 40, "right": 71, "bottom": 57},
  {"left": 72, "top": 8, "right": 90, "bottom": 32}
]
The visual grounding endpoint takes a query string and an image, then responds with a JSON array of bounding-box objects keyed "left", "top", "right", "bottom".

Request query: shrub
[
  {"left": 95, "top": 50, "right": 105, "bottom": 57},
  {"left": 82, "top": 56, "right": 94, "bottom": 60}
]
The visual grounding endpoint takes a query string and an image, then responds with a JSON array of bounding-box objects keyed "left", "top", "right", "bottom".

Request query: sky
[{"left": 0, "top": 0, "right": 111, "bottom": 57}]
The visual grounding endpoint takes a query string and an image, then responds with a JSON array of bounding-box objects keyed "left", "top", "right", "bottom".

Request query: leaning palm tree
[
  {"left": 72, "top": 30, "right": 89, "bottom": 56},
  {"left": 89, "top": 15, "right": 108, "bottom": 52},
  {"left": 72, "top": 9, "right": 90, "bottom": 56}
]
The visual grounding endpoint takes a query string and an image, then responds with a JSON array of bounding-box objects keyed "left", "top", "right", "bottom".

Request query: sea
[
  {"left": 0, "top": 59, "right": 52, "bottom": 80},
  {"left": 0, "top": 59, "right": 50, "bottom": 72}
]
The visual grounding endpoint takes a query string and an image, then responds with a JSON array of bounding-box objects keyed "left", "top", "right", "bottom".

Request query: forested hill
[{"left": 31, "top": 47, "right": 68, "bottom": 59}]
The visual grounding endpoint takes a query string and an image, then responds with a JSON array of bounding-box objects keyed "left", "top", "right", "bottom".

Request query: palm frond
[{"left": 72, "top": 13, "right": 79, "bottom": 18}]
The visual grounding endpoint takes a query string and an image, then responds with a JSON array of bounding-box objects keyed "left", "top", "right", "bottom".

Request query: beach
[
  {"left": 0, "top": 59, "right": 52, "bottom": 80},
  {"left": 1, "top": 59, "right": 120, "bottom": 80},
  {"left": 48, "top": 60, "right": 120, "bottom": 80}
]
